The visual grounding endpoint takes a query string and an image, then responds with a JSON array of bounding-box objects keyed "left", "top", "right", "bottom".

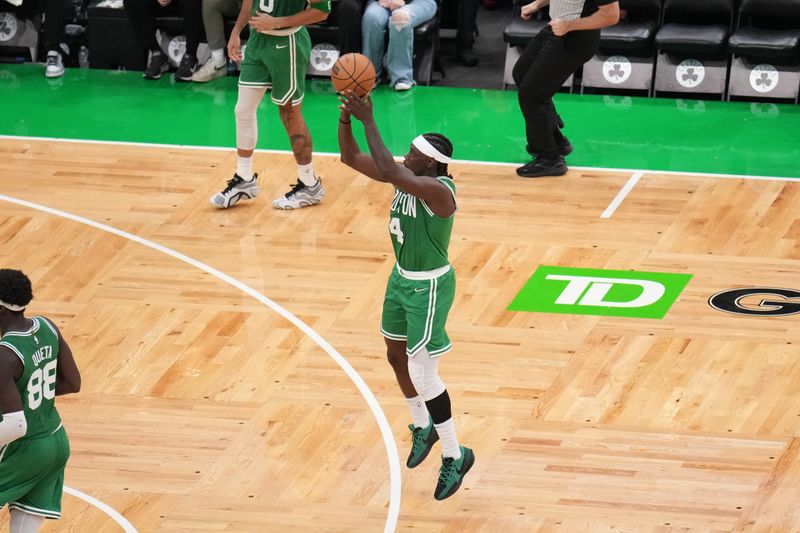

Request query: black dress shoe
[
  {"left": 526, "top": 137, "right": 573, "bottom": 158},
  {"left": 516, "top": 157, "right": 568, "bottom": 178},
  {"left": 456, "top": 48, "right": 479, "bottom": 67}
]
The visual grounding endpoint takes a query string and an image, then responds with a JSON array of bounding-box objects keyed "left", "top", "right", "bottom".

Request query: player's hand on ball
[
  {"left": 249, "top": 14, "right": 280, "bottom": 32},
  {"left": 339, "top": 91, "right": 374, "bottom": 123}
]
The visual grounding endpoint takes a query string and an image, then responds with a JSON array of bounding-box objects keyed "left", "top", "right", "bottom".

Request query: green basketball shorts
[
  {"left": 0, "top": 425, "right": 70, "bottom": 519},
  {"left": 381, "top": 266, "right": 456, "bottom": 357},
  {"left": 238, "top": 29, "right": 311, "bottom": 106}
]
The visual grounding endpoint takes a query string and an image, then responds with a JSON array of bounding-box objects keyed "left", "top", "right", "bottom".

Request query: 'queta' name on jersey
[
  {"left": 391, "top": 190, "right": 417, "bottom": 218},
  {"left": 32, "top": 345, "right": 54, "bottom": 366}
]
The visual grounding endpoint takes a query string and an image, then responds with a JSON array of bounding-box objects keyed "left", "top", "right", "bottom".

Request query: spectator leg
[
  {"left": 384, "top": 0, "right": 436, "bottom": 86},
  {"left": 177, "top": 0, "right": 205, "bottom": 57},
  {"left": 123, "top": 0, "right": 161, "bottom": 52},
  {"left": 361, "top": 2, "right": 390, "bottom": 79}
]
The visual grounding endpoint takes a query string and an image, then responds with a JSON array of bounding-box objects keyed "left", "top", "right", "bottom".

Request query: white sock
[
  {"left": 405, "top": 395, "right": 430, "bottom": 429},
  {"left": 297, "top": 163, "right": 317, "bottom": 186},
  {"left": 434, "top": 418, "right": 461, "bottom": 459},
  {"left": 237, "top": 156, "right": 254, "bottom": 181},
  {"left": 211, "top": 48, "right": 226, "bottom": 68}
]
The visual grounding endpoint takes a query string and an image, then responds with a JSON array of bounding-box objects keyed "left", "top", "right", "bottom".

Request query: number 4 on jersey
[{"left": 389, "top": 217, "right": 404, "bottom": 244}]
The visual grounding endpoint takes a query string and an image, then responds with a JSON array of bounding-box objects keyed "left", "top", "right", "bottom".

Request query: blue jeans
[{"left": 361, "top": 0, "right": 438, "bottom": 87}]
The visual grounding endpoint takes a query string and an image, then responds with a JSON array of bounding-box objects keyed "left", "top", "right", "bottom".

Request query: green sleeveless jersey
[
  {"left": 389, "top": 177, "right": 456, "bottom": 272},
  {"left": 251, "top": 0, "right": 331, "bottom": 18},
  {"left": 1, "top": 317, "right": 62, "bottom": 440}
]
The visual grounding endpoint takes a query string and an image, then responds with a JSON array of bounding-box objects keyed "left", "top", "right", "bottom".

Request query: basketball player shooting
[{"left": 337, "top": 90, "right": 475, "bottom": 500}]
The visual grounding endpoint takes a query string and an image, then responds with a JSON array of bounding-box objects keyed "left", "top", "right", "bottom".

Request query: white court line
[
  {"left": 0, "top": 194, "right": 402, "bottom": 533},
  {"left": 601, "top": 171, "right": 644, "bottom": 219},
  {"left": 2, "top": 134, "right": 799, "bottom": 182},
  {"left": 63, "top": 486, "right": 137, "bottom": 532}
]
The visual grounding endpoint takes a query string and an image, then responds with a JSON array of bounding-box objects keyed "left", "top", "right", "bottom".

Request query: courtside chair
[
  {"left": 0, "top": 10, "right": 41, "bottom": 64},
  {"left": 580, "top": 0, "right": 662, "bottom": 96},
  {"left": 654, "top": 0, "right": 736, "bottom": 98},
  {"left": 502, "top": 1, "right": 573, "bottom": 91},
  {"left": 727, "top": 0, "right": 800, "bottom": 102}
]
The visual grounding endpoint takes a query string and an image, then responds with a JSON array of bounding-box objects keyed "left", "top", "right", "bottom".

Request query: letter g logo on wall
[
  {"left": 508, "top": 266, "right": 692, "bottom": 319},
  {"left": 709, "top": 288, "right": 800, "bottom": 316}
]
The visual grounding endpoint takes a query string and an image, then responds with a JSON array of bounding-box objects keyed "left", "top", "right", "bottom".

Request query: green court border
[{"left": 2, "top": 63, "right": 799, "bottom": 179}]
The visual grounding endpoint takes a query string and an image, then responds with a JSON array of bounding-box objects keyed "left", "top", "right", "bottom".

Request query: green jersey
[
  {"left": 251, "top": 0, "right": 331, "bottom": 18},
  {"left": 0, "top": 317, "right": 62, "bottom": 440},
  {"left": 388, "top": 177, "right": 456, "bottom": 272}
]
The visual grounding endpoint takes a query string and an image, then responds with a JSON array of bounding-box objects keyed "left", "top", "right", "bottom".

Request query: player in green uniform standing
[
  {"left": 0, "top": 269, "right": 81, "bottom": 531},
  {"left": 337, "top": 91, "right": 475, "bottom": 501},
  {"left": 210, "top": 0, "right": 331, "bottom": 210}
]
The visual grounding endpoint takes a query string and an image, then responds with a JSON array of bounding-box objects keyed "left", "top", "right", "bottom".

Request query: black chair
[
  {"left": 580, "top": 0, "right": 662, "bottom": 95},
  {"left": 654, "top": 0, "right": 736, "bottom": 97},
  {"left": 501, "top": 2, "right": 572, "bottom": 90},
  {"left": 413, "top": 6, "right": 444, "bottom": 85},
  {"left": 727, "top": 0, "right": 800, "bottom": 101}
]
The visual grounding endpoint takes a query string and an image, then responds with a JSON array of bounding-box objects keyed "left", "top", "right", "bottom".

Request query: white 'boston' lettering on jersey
[{"left": 390, "top": 190, "right": 417, "bottom": 218}]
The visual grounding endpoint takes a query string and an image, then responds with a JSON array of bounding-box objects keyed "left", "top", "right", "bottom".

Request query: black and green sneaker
[
  {"left": 434, "top": 446, "right": 475, "bottom": 501},
  {"left": 406, "top": 418, "right": 439, "bottom": 468}
]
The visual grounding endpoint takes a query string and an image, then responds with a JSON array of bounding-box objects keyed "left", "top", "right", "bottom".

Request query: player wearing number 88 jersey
[{"left": 0, "top": 269, "right": 80, "bottom": 528}]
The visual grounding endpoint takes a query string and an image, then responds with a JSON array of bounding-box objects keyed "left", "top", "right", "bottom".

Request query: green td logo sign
[{"left": 509, "top": 266, "right": 692, "bottom": 319}]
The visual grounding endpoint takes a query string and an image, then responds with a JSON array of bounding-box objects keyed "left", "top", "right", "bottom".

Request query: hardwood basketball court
[{"left": 1, "top": 137, "right": 799, "bottom": 532}]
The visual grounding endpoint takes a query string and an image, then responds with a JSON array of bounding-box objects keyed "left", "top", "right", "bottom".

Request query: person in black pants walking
[{"left": 512, "top": 0, "right": 619, "bottom": 178}]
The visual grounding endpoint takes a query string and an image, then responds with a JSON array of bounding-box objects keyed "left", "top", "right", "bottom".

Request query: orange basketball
[{"left": 331, "top": 53, "right": 376, "bottom": 97}]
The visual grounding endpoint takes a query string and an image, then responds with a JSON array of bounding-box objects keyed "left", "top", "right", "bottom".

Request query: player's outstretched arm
[
  {"left": 338, "top": 106, "right": 386, "bottom": 182},
  {"left": 0, "top": 348, "right": 26, "bottom": 445},
  {"left": 341, "top": 91, "right": 455, "bottom": 217},
  {"left": 43, "top": 319, "right": 81, "bottom": 396},
  {"left": 340, "top": 91, "right": 411, "bottom": 182}
]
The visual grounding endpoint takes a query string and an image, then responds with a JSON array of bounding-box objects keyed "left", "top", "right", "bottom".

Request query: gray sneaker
[
  {"left": 210, "top": 174, "right": 259, "bottom": 208},
  {"left": 272, "top": 179, "right": 325, "bottom": 209},
  {"left": 192, "top": 58, "right": 227, "bottom": 82}
]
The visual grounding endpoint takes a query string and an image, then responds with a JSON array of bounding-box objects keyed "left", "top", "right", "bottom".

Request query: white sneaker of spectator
[
  {"left": 192, "top": 57, "right": 227, "bottom": 83},
  {"left": 45, "top": 50, "right": 65, "bottom": 78}
]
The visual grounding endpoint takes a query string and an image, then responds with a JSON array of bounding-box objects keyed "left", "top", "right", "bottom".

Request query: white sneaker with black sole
[
  {"left": 272, "top": 179, "right": 325, "bottom": 209},
  {"left": 210, "top": 174, "right": 260, "bottom": 208}
]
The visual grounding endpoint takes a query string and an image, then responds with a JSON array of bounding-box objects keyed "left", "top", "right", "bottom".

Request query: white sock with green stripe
[{"left": 405, "top": 395, "right": 430, "bottom": 429}]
